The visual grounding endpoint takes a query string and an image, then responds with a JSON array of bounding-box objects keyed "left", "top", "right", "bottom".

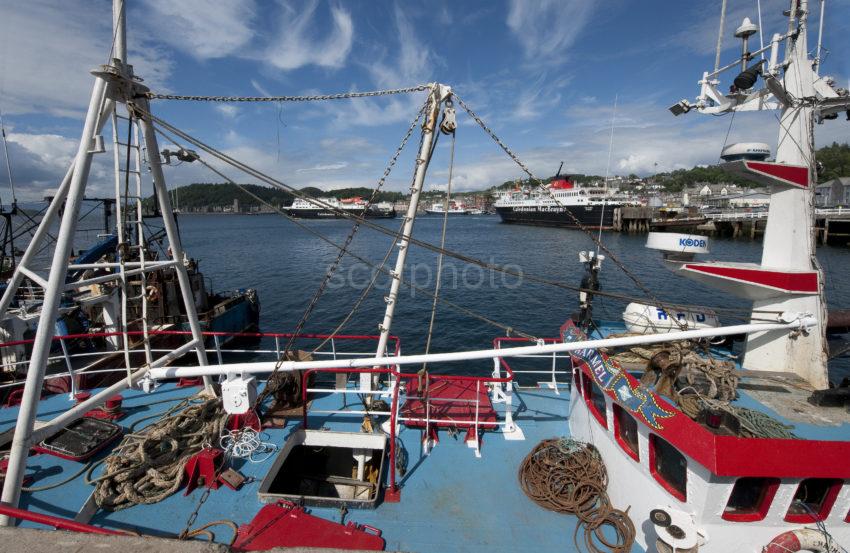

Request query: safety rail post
[
  {"left": 331, "top": 337, "right": 337, "bottom": 361},
  {"left": 57, "top": 336, "right": 78, "bottom": 400},
  {"left": 551, "top": 350, "right": 559, "bottom": 395},
  {"left": 471, "top": 380, "right": 481, "bottom": 457},
  {"left": 274, "top": 336, "right": 280, "bottom": 358},
  {"left": 213, "top": 334, "right": 224, "bottom": 365}
]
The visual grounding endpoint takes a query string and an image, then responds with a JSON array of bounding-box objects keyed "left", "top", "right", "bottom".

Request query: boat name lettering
[{"left": 561, "top": 321, "right": 675, "bottom": 430}]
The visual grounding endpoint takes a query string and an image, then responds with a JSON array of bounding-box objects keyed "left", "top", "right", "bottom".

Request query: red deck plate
[
  {"left": 232, "top": 502, "right": 385, "bottom": 551},
  {"left": 401, "top": 378, "right": 498, "bottom": 429}
]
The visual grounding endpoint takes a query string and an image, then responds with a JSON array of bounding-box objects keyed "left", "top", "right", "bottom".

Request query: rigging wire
[
  {"left": 137, "top": 102, "right": 782, "bottom": 321},
  {"left": 0, "top": 107, "right": 16, "bottom": 209},
  {"left": 422, "top": 117, "right": 456, "bottom": 370},
  {"left": 599, "top": 94, "right": 618, "bottom": 255},
  {"left": 151, "top": 126, "right": 540, "bottom": 343},
  {"left": 276, "top": 100, "right": 429, "bottom": 365},
  {"left": 453, "top": 94, "right": 693, "bottom": 331}
]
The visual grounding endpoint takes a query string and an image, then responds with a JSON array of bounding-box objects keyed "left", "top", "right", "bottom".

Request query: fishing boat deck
[
  {"left": 0, "top": 380, "right": 643, "bottom": 552},
  {"left": 591, "top": 321, "right": 850, "bottom": 442}
]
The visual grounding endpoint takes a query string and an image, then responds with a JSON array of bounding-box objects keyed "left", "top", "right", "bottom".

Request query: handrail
[{"left": 0, "top": 329, "right": 400, "bottom": 352}]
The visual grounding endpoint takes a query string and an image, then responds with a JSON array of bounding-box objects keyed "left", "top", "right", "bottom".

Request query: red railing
[{"left": 0, "top": 504, "right": 130, "bottom": 536}]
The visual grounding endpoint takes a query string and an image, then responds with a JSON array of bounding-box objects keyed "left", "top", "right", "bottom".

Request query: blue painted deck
[{"left": 0, "top": 381, "right": 643, "bottom": 552}]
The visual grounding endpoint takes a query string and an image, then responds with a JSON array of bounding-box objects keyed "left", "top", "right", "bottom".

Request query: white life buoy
[{"left": 764, "top": 528, "right": 832, "bottom": 553}]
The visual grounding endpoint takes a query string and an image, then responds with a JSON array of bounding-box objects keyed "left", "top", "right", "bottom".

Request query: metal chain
[
  {"left": 138, "top": 103, "right": 771, "bottom": 323},
  {"left": 146, "top": 85, "right": 430, "bottom": 103},
  {"left": 454, "top": 93, "right": 690, "bottom": 330},
  {"left": 179, "top": 485, "right": 211, "bottom": 538},
  {"left": 277, "top": 101, "right": 429, "bottom": 363}
]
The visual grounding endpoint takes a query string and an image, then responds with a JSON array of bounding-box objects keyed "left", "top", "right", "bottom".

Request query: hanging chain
[
  {"left": 453, "top": 93, "right": 690, "bottom": 330},
  {"left": 274, "top": 100, "right": 429, "bottom": 367},
  {"left": 146, "top": 85, "right": 430, "bottom": 103}
]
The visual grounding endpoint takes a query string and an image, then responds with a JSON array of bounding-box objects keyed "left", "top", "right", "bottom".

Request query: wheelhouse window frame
[
  {"left": 581, "top": 372, "right": 608, "bottom": 429},
  {"left": 722, "top": 477, "right": 780, "bottom": 522},
  {"left": 613, "top": 404, "right": 640, "bottom": 462},
  {"left": 784, "top": 478, "right": 843, "bottom": 523},
  {"left": 649, "top": 434, "right": 687, "bottom": 502}
]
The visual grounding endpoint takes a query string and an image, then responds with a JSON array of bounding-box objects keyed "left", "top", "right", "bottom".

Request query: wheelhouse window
[
  {"left": 613, "top": 405, "right": 639, "bottom": 461},
  {"left": 785, "top": 478, "right": 843, "bottom": 523},
  {"left": 582, "top": 373, "right": 608, "bottom": 428},
  {"left": 650, "top": 435, "right": 687, "bottom": 501},
  {"left": 722, "top": 477, "right": 780, "bottom": 522}
]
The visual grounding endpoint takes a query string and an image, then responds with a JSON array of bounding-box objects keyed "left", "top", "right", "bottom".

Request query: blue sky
[{"left": 1, "top": 0, "right": 848, "bottom": 201}]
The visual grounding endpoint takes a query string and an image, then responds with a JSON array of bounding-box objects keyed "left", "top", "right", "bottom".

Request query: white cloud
[
  {"left": 296, "top": 162, "right": 349, "bottom": 173},
  {"left": 0, "top": 1, "right": 115, "bottom": 116},
  {"left": 3, "top": 131, "right": 114, "bottom": 201},
  {"left": 506, "top": 0, "right": 596, "bottom": 63},
  {"left": 140, "top": 0, "right": 255, "bottom": 59},
  {"left": 264, "top": 1, "right": 353, "bottom": 71},
  {"left": 214, "top": 105, "right": 239, "bottom": 119}
]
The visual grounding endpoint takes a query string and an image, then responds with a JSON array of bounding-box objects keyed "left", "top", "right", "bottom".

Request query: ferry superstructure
[
  {"left": 285, "top": 197, "right": 396, "bottom": 219},
  {"left": 493, "top": 177, "right": 622, "bottom": 229}
]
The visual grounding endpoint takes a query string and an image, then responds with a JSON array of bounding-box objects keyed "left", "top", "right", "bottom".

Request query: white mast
[
  {"left": 0, "top": 0, "right": 212, "bottom": 521},
  {"left": 367, "top": 84, "right": 451, "bottom": 391},
  {"left": 669, "top": 0, "right": 849, "bottom": 388}
]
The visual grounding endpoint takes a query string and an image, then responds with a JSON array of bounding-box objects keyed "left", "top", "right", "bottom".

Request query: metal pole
[
  {"left": 0, "top": 74, "right": 109, "bottom": 523},
  {"left": 149, "top": 316, "right": 818, "bottom": 379},
  {"left": 135, "top": 98, "right": 213, "bottom": 393},
  {"left": 0, "top": 97, "right": 114, "bottom": 316},
  {"left": 112, "top": 0, "right": 126, "bottom": 64},
  {"left": 368, "top": 84, "right": 447, "bottom": 391}
]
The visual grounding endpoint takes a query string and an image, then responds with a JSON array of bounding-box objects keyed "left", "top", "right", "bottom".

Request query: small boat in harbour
[{"left": 425, "top": 200, "right": 471, "bottom": 215}]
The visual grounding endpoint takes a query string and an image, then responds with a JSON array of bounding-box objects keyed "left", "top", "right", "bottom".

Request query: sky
[{"left": 0, "top": 0, "right": 848, "bottom": 202}]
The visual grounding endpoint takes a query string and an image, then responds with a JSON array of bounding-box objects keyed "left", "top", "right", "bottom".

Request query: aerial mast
[{"left": 669, "top": 0, "right": 850, "bottom": 388}]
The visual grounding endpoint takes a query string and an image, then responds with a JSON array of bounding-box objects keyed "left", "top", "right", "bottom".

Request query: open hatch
[{"left": 258, "top": 429, "right": 387, "bottom": 508}]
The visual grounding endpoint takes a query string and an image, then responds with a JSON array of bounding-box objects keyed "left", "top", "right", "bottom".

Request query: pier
[{"left": 613, "top": 206, "right": 850, "bottom": 246}]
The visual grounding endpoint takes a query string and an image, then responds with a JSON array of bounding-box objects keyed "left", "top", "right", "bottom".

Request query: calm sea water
[{"left": 176, "top": 213, "right": 850, "bottom": 381}]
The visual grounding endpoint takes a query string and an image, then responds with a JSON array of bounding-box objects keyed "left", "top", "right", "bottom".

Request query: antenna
[{"left": 0, "top": 107, "right": 16, "bottom": 211}]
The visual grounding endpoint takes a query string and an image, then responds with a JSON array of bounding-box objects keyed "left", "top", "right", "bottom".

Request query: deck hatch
[{"left": 258, "top": 429, "right": 387, "bottom": 509}]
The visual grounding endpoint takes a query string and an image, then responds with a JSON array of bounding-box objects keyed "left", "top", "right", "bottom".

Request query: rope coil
[
  {"left": 91, "top": 397, "right": 226, "bottom": 511},
  {"left": 518, "top": 438, "right": 635, "bottom": 552}
]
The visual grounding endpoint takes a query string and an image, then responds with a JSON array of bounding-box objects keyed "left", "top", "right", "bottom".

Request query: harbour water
[{"left": 177, "top": 213, "right": 850, "bottom": 380}]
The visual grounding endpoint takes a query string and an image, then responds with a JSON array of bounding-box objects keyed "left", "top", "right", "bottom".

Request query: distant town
[{"left": 162, "top": 142, "right": 850, "bottom": 217}]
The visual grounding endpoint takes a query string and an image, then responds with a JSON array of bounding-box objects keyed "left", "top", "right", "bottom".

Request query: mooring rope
[
  {"left": 90, "top": 397, "right": 227, "bottom": 511},
  {"left": 518, "top": 438, "right": 635, "bottom": 552}
]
